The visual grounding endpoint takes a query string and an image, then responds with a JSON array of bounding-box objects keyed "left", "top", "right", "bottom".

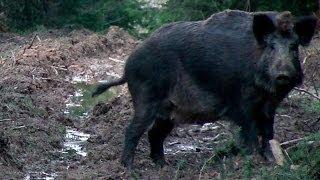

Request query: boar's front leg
[
  {"left": 256, "top": 102, "right": 277, "bottom": 162},
  {"left": 231, "top": 108, "right": 260, "bottom": 154}
]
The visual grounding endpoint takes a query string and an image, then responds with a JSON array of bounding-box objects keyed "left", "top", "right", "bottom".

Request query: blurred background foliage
[{"left": 0, "top": 0, "right": 318, "bottom": 37}]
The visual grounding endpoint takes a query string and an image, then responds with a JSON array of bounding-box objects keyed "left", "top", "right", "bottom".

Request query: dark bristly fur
[
  {"left": 92, "top": 10, "right": 317, "bottom": 168},
  {"left": 91, "top": 77, "right": 126, "bottom": 97}
]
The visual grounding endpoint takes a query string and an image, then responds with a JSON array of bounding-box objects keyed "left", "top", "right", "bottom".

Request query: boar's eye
[{"left": 269, "top": 43, "right": 275, "bottom": 50}]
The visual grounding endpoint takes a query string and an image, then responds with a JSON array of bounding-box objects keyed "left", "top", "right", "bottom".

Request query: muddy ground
[{"left": 0, "top": 27, "right": 319, "bottom": 179}]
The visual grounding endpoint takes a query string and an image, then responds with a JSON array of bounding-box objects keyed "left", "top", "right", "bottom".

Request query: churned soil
[{"left": 0, "top": 26, "right": 137, "bottom": 179}]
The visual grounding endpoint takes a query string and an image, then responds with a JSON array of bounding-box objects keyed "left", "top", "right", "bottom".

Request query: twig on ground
[
  {"left": 199, "top": 153, "right": 216, "bottom": 180},
  {"left": 51, "top": 66, "right": 59, "bottom": 75},
  {"left": 283, "top": 149, "right": 293, "bottom": 163},
  {"left": 36, "top": 35, "right": 41, "bottom": 42},
  {"left": 211, "top": 133, "right": 223, "bottom": 142},
  {"left": 276, "top": 114, "right": 292, "bottom": 119},
  {"left": 109, "top": 57, "right": 125, "bottom": 64},
  {"left": 105, "top": 72, "right": 121, "bottom": 78},
  {"left": 11, "top": 125, "right": 26, "bottom": 130},
  {"left": 50, "top": 65, "right": 68, "bottom": 71},
  {"left": 0, "top": 119, "right": 12, "bottom": 122},
  {"left": 285, "top": 140, "right": 316, "bottom": 152},
  {"left": 302, "top": 53, "right": 311, "bottom": 65},
  {"left": 23, "top": 33, "right": 38, "bottom": 54},
  {"left": 280, "top": 137, "right": 305, "bottom": 146},
  {"left": 293, "top": 87, "right": 320, "bottom": 100},
  {"left": 11, "top": 50, "right": 16, "bottom": 65},
  {"left": 37, "top": 77, "right": 62, "bottom": 82}
]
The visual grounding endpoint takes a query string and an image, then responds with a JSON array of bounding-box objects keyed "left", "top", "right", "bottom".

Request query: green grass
[
  {"left": 261, "top": 132, "right": 320, "bottom": 179},
  {"left": 300, "top": 99, "right": 320, "bottom": 114},
  {"left": 66, "top": 82, "right": 116, "bottom": 118},
  {"left": 19, "top": 96, "right": 48, "bottom": 117},
  {"left": 174, "top": 159, "right": 187, "bottom": 180}
]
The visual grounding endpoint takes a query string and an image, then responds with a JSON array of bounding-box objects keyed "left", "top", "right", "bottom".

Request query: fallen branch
[
  {"left": 280, "top": 137, "right": 305, "bottom": 146},
  {"left": 293, "top": 87, "right": 320, "bottom": 100},
  {"left": 269, "top": 139, "right": 285, "bottom": 166}
]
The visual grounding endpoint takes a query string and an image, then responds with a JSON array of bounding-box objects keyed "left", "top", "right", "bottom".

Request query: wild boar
[{"left": 92, "top": 10, "right": 317, "bottom": 168}]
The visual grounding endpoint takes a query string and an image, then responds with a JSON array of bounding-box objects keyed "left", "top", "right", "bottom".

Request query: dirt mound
[
  {"left": 67, "top": 26, "right": 138, "bottom": 83},
  {"left": 0, "top": 26, "right": 138, "bottom": 179}
]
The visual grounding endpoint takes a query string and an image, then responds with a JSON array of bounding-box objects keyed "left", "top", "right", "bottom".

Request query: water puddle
[
  {"left": 64, "top": 82, "right": 116, "bottom": 118},
  {"left": 25, "top": 80, "right": 116, "bottom": 179},
  {"left": 62, "top": 128, "right": 90, "bottom": 157},
  {"left": 24, "top": 172, "right": 57, "bottom": 180},
  {"left": 61, "top": 81, "right": 115, "bottom": 159}
]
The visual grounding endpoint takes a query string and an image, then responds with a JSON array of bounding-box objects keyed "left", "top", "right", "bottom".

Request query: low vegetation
[{"left": 0, "top": 0, "right": 318, "bottom": 37}]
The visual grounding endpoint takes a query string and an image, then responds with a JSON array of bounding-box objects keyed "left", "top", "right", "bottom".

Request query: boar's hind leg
[
  {"left": 121, "top": 102, "right": 167, "bottom": 168},
  {"left": 148, "top": 117, "right": 174, "bottom": 167}
]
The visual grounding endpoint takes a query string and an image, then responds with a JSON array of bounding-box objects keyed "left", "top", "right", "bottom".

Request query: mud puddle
[
  {"left": 62, "top": 81, "right": 115, "bottom": 166},
  {"left": 63, "top": 128, "right": 90, "bottom": 157},
  {"left": 24, "top": 80, "right": 116, "bottom": 179}
]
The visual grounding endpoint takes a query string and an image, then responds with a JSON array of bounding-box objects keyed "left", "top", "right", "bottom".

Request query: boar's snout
[{"left": 275, "top": 72, "right": 291, "bottom": 85}]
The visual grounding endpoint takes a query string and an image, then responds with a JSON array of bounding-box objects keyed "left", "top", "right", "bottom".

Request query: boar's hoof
[
  {"left": 263, "top": 149, "right": 276, "bottom": 164},
  {"left": 121, "top": 156, "right": 133, "bottom": 169},
  {"left": 151, "top": 156, "right": 167, "bottom": 167}
]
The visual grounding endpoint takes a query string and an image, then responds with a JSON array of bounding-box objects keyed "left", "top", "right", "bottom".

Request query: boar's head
[{"left": 253, "top": 11, "right": 318, "bottom": 96}]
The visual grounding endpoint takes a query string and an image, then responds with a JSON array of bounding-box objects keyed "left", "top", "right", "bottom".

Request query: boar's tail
[{"left": 91, "top": 76, "right": 126, "bottom": 97}]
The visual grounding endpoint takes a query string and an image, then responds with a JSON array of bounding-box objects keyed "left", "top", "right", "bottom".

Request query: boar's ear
[
  {"left": 253, "top": 14, "right": 276, "bottom": 45},
  {"left": 294, "top": 16, "right": 318, "bottom": 46}
]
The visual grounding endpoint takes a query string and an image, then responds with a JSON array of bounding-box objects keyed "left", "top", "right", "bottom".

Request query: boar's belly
[{"left": 169, "top": 76, "right": 227, "bottom": 124}]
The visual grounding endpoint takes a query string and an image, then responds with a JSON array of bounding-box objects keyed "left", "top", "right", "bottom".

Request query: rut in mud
[{"left": 0, "top": 27, "right": 319, "bottom": 179}]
